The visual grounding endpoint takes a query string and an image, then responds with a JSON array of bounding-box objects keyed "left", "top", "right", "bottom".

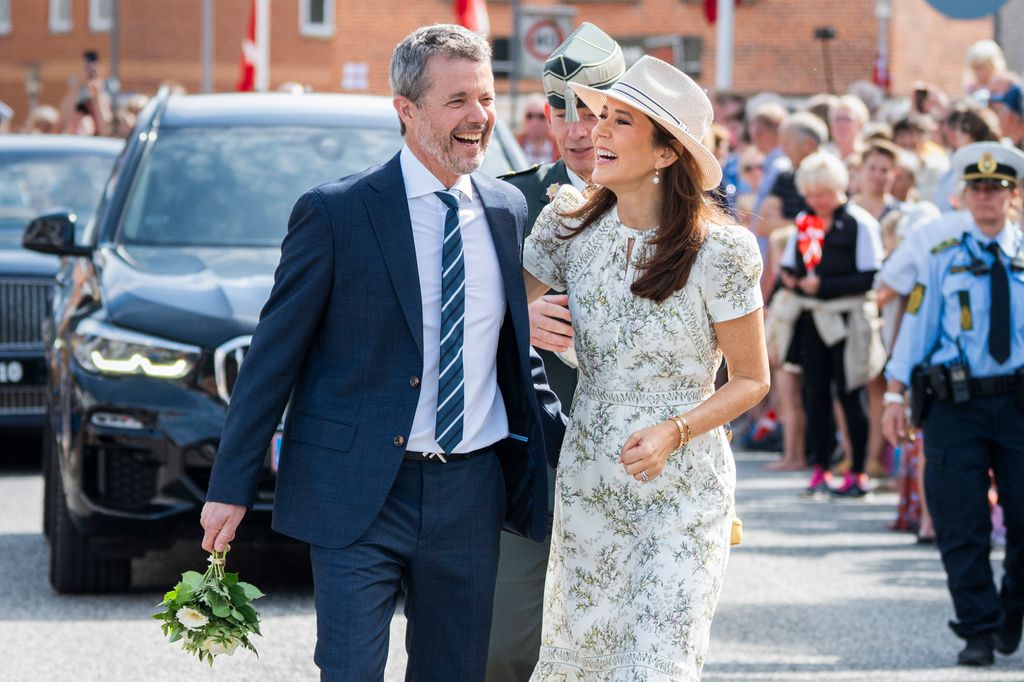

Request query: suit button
[
  {"left": 394, "top": 435, "right": 405, "bottom": 447},
  {"left": 410, "top": 376, "right": 420, "bottom": 388}
]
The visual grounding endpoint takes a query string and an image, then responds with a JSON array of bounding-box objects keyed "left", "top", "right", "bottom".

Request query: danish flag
[
  {"left": 237, "top": 1, "right": 257, "bottom": 92},
  {"left": 796, "top": 212, "right": 826, "bottom": 273},
  {"left": 455, "top": 0, "right": 489, "bottom": 36}
]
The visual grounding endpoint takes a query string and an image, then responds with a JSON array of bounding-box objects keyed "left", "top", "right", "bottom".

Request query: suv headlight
[{"left": 71, "top": 318, "right": 201, "bottom": 379}]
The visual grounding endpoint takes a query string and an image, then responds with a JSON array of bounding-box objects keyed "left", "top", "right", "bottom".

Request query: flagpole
[
  {"left": 255, "top": 0, "right": 270, "bottom": 91},
  {"left": 510, "top": 0, "right": 521, "bottom": 124},
  {"left": 715, "top": 0, "right": 734, "bottom": 91},
  {"left": 201, "top": 0, "right": 214, "bottom": 93}
]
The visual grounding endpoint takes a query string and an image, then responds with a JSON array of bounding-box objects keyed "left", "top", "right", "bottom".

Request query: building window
[
  {"left": 90, "top": 0, "right": 113, "bottom": 32},
  {"left": 0, "top": 0, "right": 11, "bottom": 36},
  {"left": 300, "top": 0, "right": 334, "bottom": 38},
  {"left": 50, "top": 0, "right": 72, "bottom": 33}
]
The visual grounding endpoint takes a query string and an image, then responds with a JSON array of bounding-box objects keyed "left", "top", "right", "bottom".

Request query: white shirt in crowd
[{"left": 400, "top": 145, "right": 509, "bottom": 454}]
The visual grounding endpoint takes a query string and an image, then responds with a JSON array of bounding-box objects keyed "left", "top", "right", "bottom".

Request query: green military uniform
[{"left": 487, "top": 22, "right": 624, "bottom": 682}]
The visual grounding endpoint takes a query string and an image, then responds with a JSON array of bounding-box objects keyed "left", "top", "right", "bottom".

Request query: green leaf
[
  {"left": 222, "top": 572, "right": 239, "bottom": 587},
  {"left": 207, "top": 591, "right": 231, "bottom": 618},
  {"left": 181, "top": 571, "right": 204, "bottom": 589},
  {"left": 237, "top": 582, "right": 265, "bottom": 601},
  {"left": 228, "top": 584, "right": 248, "bottom": 607},
  {"left": 238, "top": 604, "right": 260, "bottom": 625}
]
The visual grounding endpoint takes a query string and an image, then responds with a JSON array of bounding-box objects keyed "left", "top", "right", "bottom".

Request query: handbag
[{"left": 730, "top": 516, "right": 743, "bottom": 546}]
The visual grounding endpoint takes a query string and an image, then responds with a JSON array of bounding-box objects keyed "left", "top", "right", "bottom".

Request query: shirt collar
[
  {"left": 565, "top": 167, "right": 588, "bottom": 192},
  {"left": 400, "top": 145, "right": 475, "bottom": 204},
  {"left": 969, "top": 220, "right": 1021, "bottom": 257}
]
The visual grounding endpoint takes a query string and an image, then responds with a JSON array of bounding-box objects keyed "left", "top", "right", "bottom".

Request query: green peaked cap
[{"left": 542, "top": 22, "right": 625, "bottom": 122}]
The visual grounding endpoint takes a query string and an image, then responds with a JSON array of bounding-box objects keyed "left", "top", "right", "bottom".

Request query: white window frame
[
  {"left": 49, "top": 0, "right": 72, "bottom": 33},
  {"left": 89, "top": 0, "right": 113, "bottom": 32},
  {"left": 299, "top": 0, "right": 334, "bottom": 38},
  {"left": 0, "top": 0, "right": 11, "bottom": 36}
]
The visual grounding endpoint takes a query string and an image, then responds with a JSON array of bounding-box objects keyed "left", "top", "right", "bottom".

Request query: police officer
[
  {"left": 883, "top": 141, "right": 1024, "bottom": 667},
  {"left": 487, "top": 23, "right": 625, "bottom": 681}
]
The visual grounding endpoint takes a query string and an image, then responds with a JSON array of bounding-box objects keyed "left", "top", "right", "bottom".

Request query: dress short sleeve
[
  {"left": 701, "top": 225, "right": 765, "bottom": 323},
  {"left": 523, "top": 185, "right": 585, "bottom": 292}
]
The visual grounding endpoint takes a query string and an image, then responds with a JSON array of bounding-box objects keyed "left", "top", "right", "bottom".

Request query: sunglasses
[
  {"left": 524, "top": 112, "right": 546, "bottom": 121},
  {"left": 742, "top": 163, "right": 764, "bottom": 172}
]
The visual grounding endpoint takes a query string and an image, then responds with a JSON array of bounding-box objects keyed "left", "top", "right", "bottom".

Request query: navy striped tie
[{"left": 434, "top": 190, "right": 465, "bottom": 454}]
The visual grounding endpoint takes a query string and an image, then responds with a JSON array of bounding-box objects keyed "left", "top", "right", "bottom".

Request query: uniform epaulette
[
  {"left": 930, "top": 237, "right": 961, "bottom": 254},
  {"left": 498, "top": 164, "right": 543, "bottom": 181}
]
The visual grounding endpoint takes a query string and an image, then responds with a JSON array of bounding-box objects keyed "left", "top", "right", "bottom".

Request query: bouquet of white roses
[{"left": 153, "top": 547, "right": 265, "bottom": 665}]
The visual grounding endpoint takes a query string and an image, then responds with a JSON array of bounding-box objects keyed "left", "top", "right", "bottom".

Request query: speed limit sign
[{"left": 517, "top": 7, "right": 575, "bottom": 77}]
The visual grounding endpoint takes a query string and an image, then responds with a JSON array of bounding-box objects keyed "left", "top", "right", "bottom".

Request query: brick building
[{"left": 0, "top": 0, "right": 997, "bottom": 128}]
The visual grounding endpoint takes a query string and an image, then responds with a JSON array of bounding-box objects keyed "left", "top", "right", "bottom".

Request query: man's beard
[{"left": 420, "top": 119, "right": 491, "bottom": 177}]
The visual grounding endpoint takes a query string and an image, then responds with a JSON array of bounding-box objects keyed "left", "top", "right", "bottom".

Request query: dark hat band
[{"left": 963, "top": 161, "right": 1018, "bottom": 183}]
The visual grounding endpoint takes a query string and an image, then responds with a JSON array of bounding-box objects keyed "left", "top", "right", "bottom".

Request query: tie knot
[
  {"left": 986, "top": 242, "right": 1003, "bottom": 261},
  {"left": 435, "top": 190, "right": 460, "bottom": 211}
]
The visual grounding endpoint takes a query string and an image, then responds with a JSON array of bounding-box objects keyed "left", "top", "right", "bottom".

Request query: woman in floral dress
[{"left": 522, "top": 57, "right": 770, "bottom": 681}]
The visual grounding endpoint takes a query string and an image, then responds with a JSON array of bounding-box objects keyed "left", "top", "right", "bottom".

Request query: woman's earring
[{"left": 652, "top": 169, "right": 660, "bottom": 185}]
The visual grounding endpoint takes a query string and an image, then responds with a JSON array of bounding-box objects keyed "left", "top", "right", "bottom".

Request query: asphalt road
[{"left": 2, "top": 435, "right": 1023, "bottom": 681}]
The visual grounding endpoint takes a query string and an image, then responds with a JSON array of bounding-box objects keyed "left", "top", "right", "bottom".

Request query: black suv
[{"left": 24, "top": 89, "right": 527, "bottom": 593}]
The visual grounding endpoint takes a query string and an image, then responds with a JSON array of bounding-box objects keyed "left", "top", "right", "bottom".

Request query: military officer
[
  {"left": 883, "top": 141, "right": 1024, "bottom": 667},
  {"left": 487, "top": 23, "right": 625, "bottom": 681}
]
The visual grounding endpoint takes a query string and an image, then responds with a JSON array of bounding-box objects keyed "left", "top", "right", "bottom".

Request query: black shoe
[
  {"left": 802, "top": 481, "right": 830, "bottom": 496},
  {"left": 995, "top": 609, "right": 1024, "bottom": 655},
  {"left": 957, "top": 634, "right": 995, "bottom": 666},
  {"left": 831, "top": 481, "right": 868, "bottom": 498}
]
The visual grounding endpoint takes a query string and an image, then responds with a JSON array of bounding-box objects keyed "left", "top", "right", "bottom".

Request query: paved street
[{"left": 2, "top": 437, "right": 1023, "bottom": 681}]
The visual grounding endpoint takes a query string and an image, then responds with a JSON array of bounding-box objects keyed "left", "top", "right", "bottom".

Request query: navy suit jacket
[{"left": 206, "top": 153, "right": 565, "bottom": 548}]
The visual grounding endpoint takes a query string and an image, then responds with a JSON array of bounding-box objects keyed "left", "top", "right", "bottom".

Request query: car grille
[
  {"left": 0, "top": 277, "right": 52, "bottom": 349},
  {"left": 0, "top": 386, "right": 46, "bottom": 415},
  {"left": 87, "top": 445, "right": 160, "bottom": 511},
  {"left": 214, "top": 336, "right": 252, "bottom": 403}
]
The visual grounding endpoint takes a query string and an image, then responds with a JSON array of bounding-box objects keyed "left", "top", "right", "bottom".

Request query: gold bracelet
[{"left": 670, "top": 415, "right": 691, "bottom": 448}]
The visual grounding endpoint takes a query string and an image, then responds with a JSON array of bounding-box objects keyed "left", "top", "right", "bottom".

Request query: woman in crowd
[
  {"left": 772, "top": 151, "right": 885, "bottom": 496},
  {"left": 523, "top": 56, "right": 769, "bottom": 680}
]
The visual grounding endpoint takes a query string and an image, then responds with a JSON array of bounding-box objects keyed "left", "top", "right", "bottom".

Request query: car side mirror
[{"left": 22, "top": 211, "right": 93, "bottom": 257}]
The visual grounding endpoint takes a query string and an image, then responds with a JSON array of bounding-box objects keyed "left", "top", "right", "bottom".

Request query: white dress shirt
[
  {"left": 400, "top": 146, "right": 509, "bottom": 453},
  {"left": 565, "top": 167, "right": 588, "bottom": 192}
]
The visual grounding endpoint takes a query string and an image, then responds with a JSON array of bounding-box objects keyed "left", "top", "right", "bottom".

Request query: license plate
[
  {"left": 0, "top": 359, "right": 45, "bottom": 385},
  {"left": 271, "top": 431, "right": 283, "bottom": 472}
]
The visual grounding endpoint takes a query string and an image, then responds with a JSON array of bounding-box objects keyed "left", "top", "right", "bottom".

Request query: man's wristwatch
[{"left": 883, "top": 391, "right": 905, "bottom": 406}]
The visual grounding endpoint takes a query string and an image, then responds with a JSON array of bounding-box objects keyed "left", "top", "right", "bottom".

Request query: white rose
[
  {"left": 175, "top": 606, "right": 209, "bottom": 630},
  {"left": 202, "top": 637, "right": 242, "bottom": 656}
]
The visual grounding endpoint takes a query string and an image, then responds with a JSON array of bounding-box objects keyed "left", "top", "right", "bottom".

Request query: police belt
[{"left": 929, "top": 369, "right": 1020, "bottom": 400}]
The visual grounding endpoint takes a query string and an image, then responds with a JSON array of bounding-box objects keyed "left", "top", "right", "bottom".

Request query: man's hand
[
  {"left": 529, "top": 294, "right": 573, "bottom": 353},
  {"left": 882, "top": 403, "right": 907, "bottom": 447},
  {"left": 201, "top": 501, "right": 247, "bottom": 553}
]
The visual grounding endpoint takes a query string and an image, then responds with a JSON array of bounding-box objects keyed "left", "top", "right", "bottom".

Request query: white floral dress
[{"left": 523, "top": 187, "right": 763, "bottom": 681}]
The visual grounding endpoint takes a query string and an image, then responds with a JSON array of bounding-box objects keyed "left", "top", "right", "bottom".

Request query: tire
[
  {"left": 49, "top": 463, "right": 131, "bottom": 594},
  {"left": 42, "top": 410, "right": 55, "bottom": 541}
]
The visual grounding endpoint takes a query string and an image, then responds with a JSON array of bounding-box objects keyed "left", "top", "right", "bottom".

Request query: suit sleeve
[{"left": 206, "top": 189, "right": 335, "bottom": 507}]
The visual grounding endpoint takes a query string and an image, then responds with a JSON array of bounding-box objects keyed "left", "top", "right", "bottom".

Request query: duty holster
[{"left": 909, "top": 364, "right": 934, "bottom": 427}]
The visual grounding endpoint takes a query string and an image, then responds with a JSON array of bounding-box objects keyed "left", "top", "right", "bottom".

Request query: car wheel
[
  {"left": 42, "top": 408, "right": 56, "bottom": 541},
  {"left": 49, "top": 464, "right": 132, "bottom": 594}
]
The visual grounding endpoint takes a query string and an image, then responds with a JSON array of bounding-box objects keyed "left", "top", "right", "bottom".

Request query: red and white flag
[
  {"left": 455, "top": 0, "right": 489, "bottom": 36},
  {"left": 236, "top": 0, "right": 257, "bottom": 92}
]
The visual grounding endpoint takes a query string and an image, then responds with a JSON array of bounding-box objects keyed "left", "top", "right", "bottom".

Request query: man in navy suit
[{"left": 200, "top": 24, "right": 564, "bottom": 681}]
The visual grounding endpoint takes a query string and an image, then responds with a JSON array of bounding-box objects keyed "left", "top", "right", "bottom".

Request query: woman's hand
[
  {"left": 797, "top": 274, "right": 821, "bottom": 296},
  {"left": 619, "top": 421, "right": 681, "bottom": 482},
  {"left": 780, "top": 272, "right": 798, "bottom": 290}
]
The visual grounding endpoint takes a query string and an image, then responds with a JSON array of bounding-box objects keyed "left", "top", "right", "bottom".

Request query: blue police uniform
[{"left": 886, "top": 142, "right": 1024, "bottom": 662}]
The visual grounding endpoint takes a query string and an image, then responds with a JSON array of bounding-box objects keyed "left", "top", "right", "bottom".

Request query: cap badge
[{"left": 979, "top": 153, "right": 998, "bottom": 175}]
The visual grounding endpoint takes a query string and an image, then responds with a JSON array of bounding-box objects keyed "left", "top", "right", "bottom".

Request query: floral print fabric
[{"left": 523, "top": 186, "right": 763, "bottom": 681}]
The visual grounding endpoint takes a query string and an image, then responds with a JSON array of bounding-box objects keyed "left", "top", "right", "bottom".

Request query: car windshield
[
  {"left": 0, "top": 153, "right": 115, "bottom": 249},
  {"left": 120, "top": 125, "right": 520, "bottom": 247}
]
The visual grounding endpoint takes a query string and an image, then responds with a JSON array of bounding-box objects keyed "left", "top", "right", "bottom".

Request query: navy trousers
[
  {"left": 924, "top": 395, "right": 1024, "bottom": 638},
  {"left": 309, "top": 451, "right": 506, "bottom": 681}
]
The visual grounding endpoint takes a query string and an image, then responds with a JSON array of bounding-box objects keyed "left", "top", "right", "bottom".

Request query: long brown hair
[{"left": 559, "top": 120, "right": 729, "bottom": 302}]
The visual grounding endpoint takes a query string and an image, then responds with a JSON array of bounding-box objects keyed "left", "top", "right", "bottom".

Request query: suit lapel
[
  {"left": 366, "top": 154, "right": 424, "bottom": 359},
  {"left": 475, "top": 174, "right": 531, "bottom": 351}
]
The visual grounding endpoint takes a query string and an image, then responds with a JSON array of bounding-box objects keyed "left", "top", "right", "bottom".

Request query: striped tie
[{"left": 434, "top": 190, "right": 465, "bottom": 455}]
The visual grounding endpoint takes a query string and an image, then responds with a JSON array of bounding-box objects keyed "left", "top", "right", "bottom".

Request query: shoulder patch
[
  {"left": 498, "top": 164, "right": 543, "bottom": 181},
  {"left": 930, "top": 237, "right": 960, "bottom": 254},
  {"left": 907, "top": 283, "right": 926, "bottom": 315}
]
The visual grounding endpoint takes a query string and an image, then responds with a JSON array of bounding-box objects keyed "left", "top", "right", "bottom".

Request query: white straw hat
[{"left": 570, "top": 56, "right": 722, "bottom": 191}]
